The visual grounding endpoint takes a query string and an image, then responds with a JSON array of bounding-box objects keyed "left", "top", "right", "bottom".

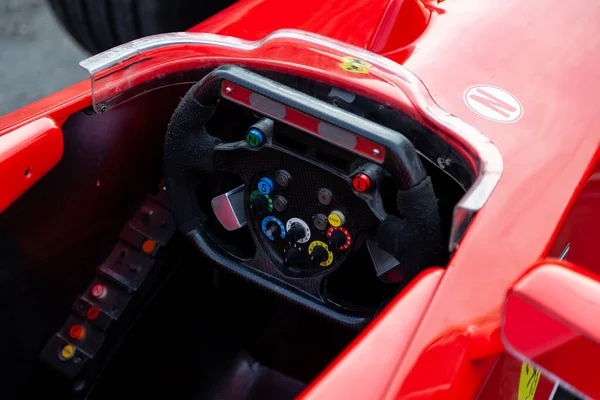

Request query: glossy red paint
[
  {"left": 191, "top": 0, "right": 430, "bottom": 62},
  {"left": 549, "top": 165, "right": 600, "bottom": 276},
  {"left": 197, "top": 0, "right": 600, "bottom": 396},
  {"left": 0, "top": 80, "right": 90, "bottom": 133},
  {"left": 0, "top": 118, "right": 63, "bottom": 213},
  {"left": 375, "top": 0, "right": 600, "bottom": 397},
  {"left": 0, "top": 0, "right": 598, "bottom": 398},
  {"left": 476, "top": 354, "right": 555, "bottom": 400},
  {"left": 298, "top": 268, "right": 444, "bottom": 400},
  {"left": 370, "top": 0, "right": 430, "bottom": 61},
  {"left": 503, "top": 262, "right": 600, "bottom": 399}
]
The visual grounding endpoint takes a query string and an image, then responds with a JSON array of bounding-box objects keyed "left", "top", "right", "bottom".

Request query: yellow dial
[{"left": 308, "top": 240, "right": 334, "bottom": 267}]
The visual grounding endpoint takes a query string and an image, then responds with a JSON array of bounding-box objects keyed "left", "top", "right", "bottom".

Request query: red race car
[{"left": 1, "top": 0, "right": 597, "bottom": 399}]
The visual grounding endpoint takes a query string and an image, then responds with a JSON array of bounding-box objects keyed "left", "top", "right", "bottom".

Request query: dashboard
[{"left": 163, "top": 65, "right": 465, "bottom": 326}]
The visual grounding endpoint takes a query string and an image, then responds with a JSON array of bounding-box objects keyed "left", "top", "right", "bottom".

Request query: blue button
[
  {"left": 258, "top": 177, "right": 274, "bottom": 195},
  {"left": 246, "top": 129, "right": 265, "bottom": 147}
]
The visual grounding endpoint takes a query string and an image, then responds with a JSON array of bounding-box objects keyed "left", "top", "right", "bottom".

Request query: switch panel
[
  {"left": 39, "top": 184, "right": 176, "bottom": 387},
  {"left": 241, "top": 153, "right": 379, "bottom": 276},
  {"left": 82, "top": 278, "right": 131, "bottom": 319},
  {"left": 56, "top": 315, "right": 106, "bottom": 357},
  {"left": 98, "top": 242, "right": 154, "bottom": 291},
  {"left": 72, "top": 297, "right": 113, "bottom": 331},
  {"left": 128, "top": 200, "right": 175, "bottom": 245},
  {"left": 39, "top": 336, "right": 90, "bottom": 379}
]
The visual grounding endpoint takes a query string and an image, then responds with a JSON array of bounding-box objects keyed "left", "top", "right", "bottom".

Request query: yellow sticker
[
  {"left": 518, "top": 363, "right": 541, "bottom": 400},
  {"left": 339, "top": 56, "right": 371, "bottom": 74},
  {"left": 308, "top": 241, "right": 334, "bottom": 267}
]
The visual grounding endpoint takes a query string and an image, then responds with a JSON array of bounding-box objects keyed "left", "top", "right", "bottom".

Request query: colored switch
[
  {"left": 352, "top": 173, "right": 371, "bottom": 192},
  {"left": 327, "top": 226, "right": 352, "bottom": 251},
  {"left": 69, "top": 324, "right": 86, "bottom": 341},
  {"left": 327, "top": 210, "right": 346, "bottom": 227},
  {"left": 246, "top": 128, "right": 265, "bottom": 148},
  {"left": 261, "top": 216, "right": 286, "bottom": 241},
  {"left": 141, "top": 239, "right": 157, "bottom": 255},
  {"left": 60, "top": 344, "right": 76, "bottom": 361},
  {"left": 87, "top": 306, "right": 100, "bottom": 321},
  {"left": 246, "top": 118, "right": 273, "bottom": 148},
  {"left": 258, "top": 177, "right": 274, "bottom": 195},
  {"left": 91, "top": 283, "right": 107, "bottom": 299},
  {"left": 308, "top": 241, "right": 334, "bottom": 267}
]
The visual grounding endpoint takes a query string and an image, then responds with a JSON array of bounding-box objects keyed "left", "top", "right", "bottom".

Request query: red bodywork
[{"left": 2, "top": 0, "right": 599, "bottom": 398}]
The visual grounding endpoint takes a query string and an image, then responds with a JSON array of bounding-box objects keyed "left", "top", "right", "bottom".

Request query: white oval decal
[{"left": 464, "top": 85, "right": 524, "bottom": 123}]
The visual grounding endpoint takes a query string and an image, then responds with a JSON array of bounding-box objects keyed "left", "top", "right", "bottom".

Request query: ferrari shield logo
[{"left": 339, "top": 56, "right": 371, "bottom": 74}]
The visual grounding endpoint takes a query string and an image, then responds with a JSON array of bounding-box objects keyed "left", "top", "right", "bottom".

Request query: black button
[
  {"left": 328, "top": 230, "right": 347, "bottom": 251},
  {"left": 287, "top": 222, "right": 307, "bottom": 243},
  {"left": 309, "top": 245, "right": 328, "bottom": 267},
  {"left": 250, "top": 194, "right": 270, "bottom": 215}
]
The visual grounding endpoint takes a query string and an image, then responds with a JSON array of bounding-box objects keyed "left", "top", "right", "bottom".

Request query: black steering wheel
[{"left": 163, "top": 65, "right": 442, "bottom": 328}]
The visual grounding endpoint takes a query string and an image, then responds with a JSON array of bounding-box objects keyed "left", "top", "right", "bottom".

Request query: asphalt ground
[{"left": 0, "top": 0, "right": 88, "bottom": 117}]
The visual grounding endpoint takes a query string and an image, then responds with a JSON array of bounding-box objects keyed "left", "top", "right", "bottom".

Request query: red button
[
  {"left": 91, "top": 283, "right": 107, "bottom": 299},
  {"left": 87, "top": 306, "right": 100, "bottom": 321},
  {"left": 69, "top": 324, "right": 86, "bottom": 341},
  {"left": 352, "top": 174, "right": 371, "bottom": 192}
]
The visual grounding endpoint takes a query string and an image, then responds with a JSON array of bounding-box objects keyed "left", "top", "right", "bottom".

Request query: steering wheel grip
[
  {"left": 377, "top": 176, "right": 444, "bottom": 281},
  {"left": 164, "top": 88, "right": 222, "bottom": 233}
]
